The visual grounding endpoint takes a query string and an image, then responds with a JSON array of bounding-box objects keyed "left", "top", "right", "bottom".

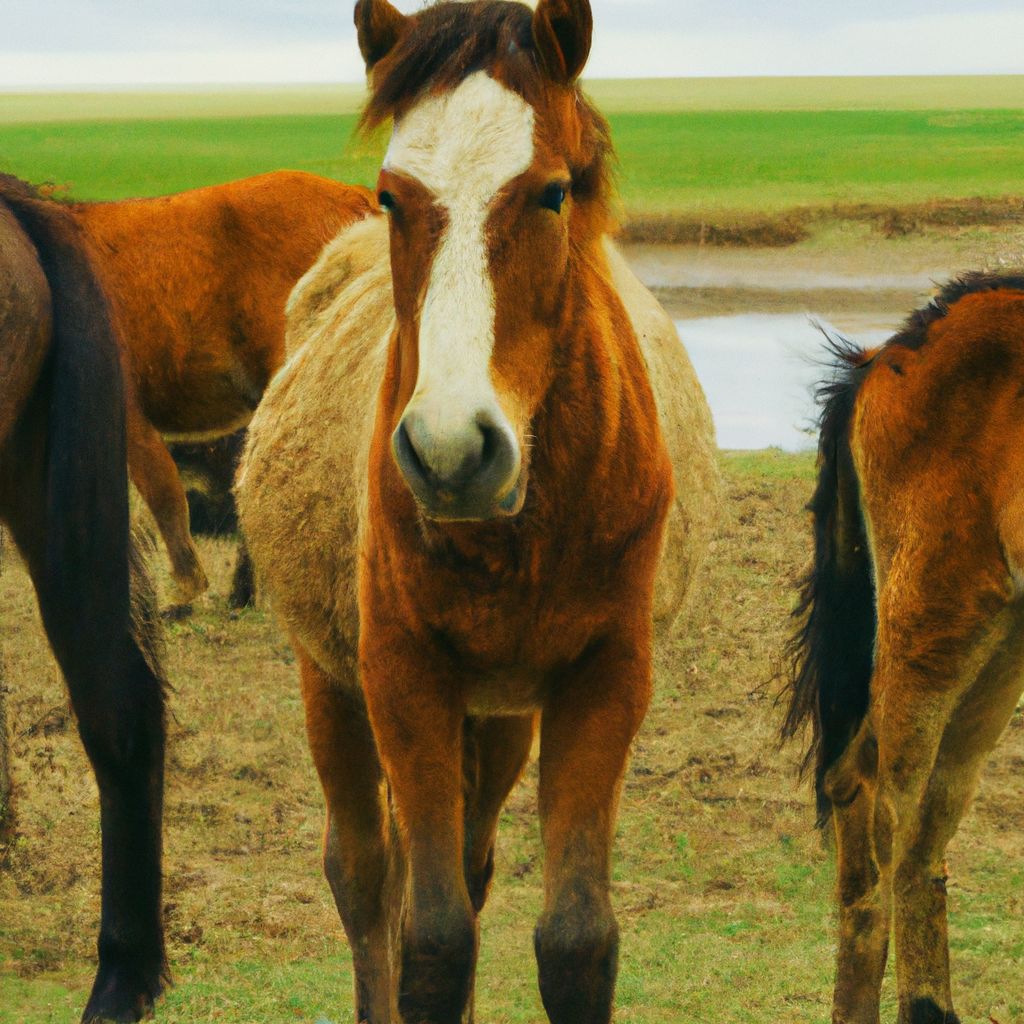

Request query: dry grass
[{"left": 1, "top": 451, "right": 1022, "bottom": 1023}]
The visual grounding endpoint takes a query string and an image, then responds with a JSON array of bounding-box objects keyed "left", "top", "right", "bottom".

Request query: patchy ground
[{"left": 1, "top": 451, "right": 1021, "bottom": 1023}]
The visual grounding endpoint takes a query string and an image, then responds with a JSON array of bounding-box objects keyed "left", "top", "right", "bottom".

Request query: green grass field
[{"left": 1, "top": 77, "right": 1023, "bottom": 214}]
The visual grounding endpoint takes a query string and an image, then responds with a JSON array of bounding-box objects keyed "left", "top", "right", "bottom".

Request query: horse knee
[
  {"left": 535, "top": 900, "right": 619, "bottom": 1024},
  {"left": 400, "top": 907, "right": 476, "bottom": 1024}
]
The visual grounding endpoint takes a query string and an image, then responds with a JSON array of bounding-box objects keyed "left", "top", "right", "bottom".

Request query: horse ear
[
  {"left": 354, "top": 0, "right": 409, "bottom": 70},
  {"left": 532, "top": 0, "right": 593, "bottom": 84}
]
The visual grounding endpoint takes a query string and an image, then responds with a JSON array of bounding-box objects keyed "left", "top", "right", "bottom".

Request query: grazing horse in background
[
  {"left": 73, "top": 172, "right": 375, "bottom": 607},
  {"left": 784, "top": 272, "right": 1024, "bottom": 1024},
  {"left": 0, "top": 175, "right": 168, "bottom": 1023},
  {"left": 238, "top": 2, "right": 718, "bottom": 1022}
]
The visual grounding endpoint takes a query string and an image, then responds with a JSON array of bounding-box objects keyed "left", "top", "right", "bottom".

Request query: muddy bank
[
  {"left": 619, "top": 196, "right": 1024, "bottom": 248},
  {"left": 622, "top": 224, "right": 1024, "bottom": 320}
]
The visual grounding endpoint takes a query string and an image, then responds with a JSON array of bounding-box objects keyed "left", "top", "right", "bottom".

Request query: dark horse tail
[
  {"left": 1, "top": 177, "right": 168, "bottom": 1016},
  {"left": 781, "top": 334, "right": 877, "bottom": 827},
  {"left": 0, "top": 175, "right": 146, "bottom": 678}
]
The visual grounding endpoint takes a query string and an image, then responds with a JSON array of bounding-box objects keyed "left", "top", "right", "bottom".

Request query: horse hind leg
[
  {"left": 864, "top": 570, "right": 1013, "bottom": 1024},
  {"left": 892, "top": 604, "right": 1024, "bottom": 1024},
  {"left": 126, "top": 402, "right": 208, "bottom": 608},
  {"left": 297, "top": 645, "right": 401, "bottom": 1024},
  {"left": 824, "top": 721, "right": 889, "bottom": 1024}
]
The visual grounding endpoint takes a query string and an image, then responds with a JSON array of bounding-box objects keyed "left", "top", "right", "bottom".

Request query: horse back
[
  {"left": 73, "top": 172, "right": 376, "bottom": 433},
  {"left": 851, "top": 284, "right": 1024, "bottom": 592}
]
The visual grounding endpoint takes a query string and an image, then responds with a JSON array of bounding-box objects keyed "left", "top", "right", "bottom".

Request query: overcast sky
[{"left": 3, "top": 1, "right": 1024, "bottom": 87}]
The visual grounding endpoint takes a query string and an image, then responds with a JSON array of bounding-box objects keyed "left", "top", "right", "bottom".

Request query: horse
[
  {"left": 0, "top": 175, "right": 169, "bottom": 1023},
  {"left": 237, "top": 2, "right": 718, "bottom": 1021},
  {"left": 72, "top": 171, "right": 376, "bottom": 608},
  {"left": 783, "top": 272, "right": 1024, "bottom": 1024}
]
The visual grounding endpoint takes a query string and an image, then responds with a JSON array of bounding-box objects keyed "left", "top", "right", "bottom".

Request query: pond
[{"left": 675, "top": 313, "right": 893, "bottom": 451}]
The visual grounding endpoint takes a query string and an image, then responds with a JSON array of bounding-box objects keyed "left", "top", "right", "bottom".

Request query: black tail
[
  {"left": 781, "top": 332, "right": 877, "bottom": 826},
  {"left": 0, "top": 176, "right": 138, "bottom": 680}
]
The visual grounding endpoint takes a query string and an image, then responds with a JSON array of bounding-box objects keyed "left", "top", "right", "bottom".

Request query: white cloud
[
  {"left": 1, "top": 3, "right": 1023, "bottom": 86},
  {"left": 587, "top": 11, "right": 1024, "bottom": 77}
]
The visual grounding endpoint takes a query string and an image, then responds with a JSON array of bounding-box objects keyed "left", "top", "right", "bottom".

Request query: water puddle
[{"left": 675, "top": 313, "right": 893, "bottom": 451}]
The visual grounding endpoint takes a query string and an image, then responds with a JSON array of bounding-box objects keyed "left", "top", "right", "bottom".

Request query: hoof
[
  {"left": 171, "top": 564, "right": 210, "bottom": 607},
  {"left": 81, "top": 959, "right": 167, "bottom": 1023},
  {"left": 901, "top": 999, "right": 961, "bottom": 1024},
  {"left": 160, "top": 602, "right": 193, "bottom": 622}
]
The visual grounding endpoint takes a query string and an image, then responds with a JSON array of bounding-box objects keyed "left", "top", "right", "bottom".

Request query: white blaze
[{"left": 384, "top": 72, "right": 536, "bottom": 434}]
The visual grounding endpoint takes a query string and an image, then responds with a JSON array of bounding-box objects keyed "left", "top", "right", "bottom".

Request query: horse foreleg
[
  {"left": 126, "top": 403, "right": 208, "bottom": 606},
  {"left": 462, "top": 715, "right": 535, "bottom": 913},
  {"left": 460, "top": 715, "right": 535, "bottom": 1024},
  {"left": 297, "top": 645, "right": 400, "bottom": 1024},
  {"left": 361, "top": 630, "right": 475, "bottom": 1024},
  {"left": 891, "top": 606, "right": 1024, "bottom": 1024},
  {"left": 534, "top": 632, "right": 651, "bottom": 1024}
]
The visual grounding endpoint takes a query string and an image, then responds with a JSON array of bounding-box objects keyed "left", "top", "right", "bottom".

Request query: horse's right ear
[
  {"left": 532, "top": 0, "right": 593, "bottom": 84},
  {"left": 354, "top": 0, "right": 409, "bottom": 70}
]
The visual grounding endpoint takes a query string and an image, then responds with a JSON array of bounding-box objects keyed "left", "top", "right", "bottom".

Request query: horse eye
[
  {"left": 378, "top": 190, "right": 397, "bottom": 212},
  {"left": 541, "top": 183, "right": 566, "bottom": 214}
]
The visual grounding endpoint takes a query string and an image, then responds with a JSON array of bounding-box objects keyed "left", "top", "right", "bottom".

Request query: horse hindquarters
[{"left": 0, "top": 187, "right": 169, "bottom": 1023}]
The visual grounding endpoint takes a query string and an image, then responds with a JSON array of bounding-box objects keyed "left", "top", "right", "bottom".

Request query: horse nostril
[
  {"left": 479, "top": 424, "right": 498, "bottom": 471},
  {"left": 392, "top": 406, "right": 521, "bottom": 516},
  {"left": 396, "top": 419, "right": 429, "bottom": 483}
]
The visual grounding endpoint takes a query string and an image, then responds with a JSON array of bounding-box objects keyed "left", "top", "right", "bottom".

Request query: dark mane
[
  {"left": 887, "top": 270, "right": 1024, "bottom": 352},
  {"left": 360, "top": 1, "right": 614, "bottom": 219},
  {"left": 362, "top": 2, "right": 536, "bottom": 128}
]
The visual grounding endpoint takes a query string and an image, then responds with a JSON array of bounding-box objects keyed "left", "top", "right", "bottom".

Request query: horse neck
[{"left": 524, "top": 240, "right": 667, "bottom": 527}]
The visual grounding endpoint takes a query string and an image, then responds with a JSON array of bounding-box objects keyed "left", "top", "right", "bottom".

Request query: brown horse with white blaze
[
  {"left": 784, "top": 273, "right": 1024, "bottom": 1024},
  {"left": 237, "top": 1, "right": 717, "bottom": 1022}
]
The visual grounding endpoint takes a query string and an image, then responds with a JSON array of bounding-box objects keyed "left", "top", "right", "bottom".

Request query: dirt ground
[{"left": 1, "top": 447, "right": 1022, "bottom": 1022}]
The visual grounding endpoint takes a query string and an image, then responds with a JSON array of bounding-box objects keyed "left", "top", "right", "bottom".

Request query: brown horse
[
  {"left": 784, "top": 272, "right": 1024, "bottom": 1024},
  {"left": 0, "top": 175, "right": 168, "bottom": 1023},
  {"left": 73, "top": 172, "right": 375, "bottom": 606},
  {"left": 238, "top": 2, "right": 718, "bottom": 1022}
]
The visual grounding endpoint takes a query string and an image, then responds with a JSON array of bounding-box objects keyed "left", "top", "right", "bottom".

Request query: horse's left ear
[
  {"left": 354, "top": 0, "right": 409, "bottom": 70},
  {"left": 532, "top": 0, "right": 593, "bottom": 84}
]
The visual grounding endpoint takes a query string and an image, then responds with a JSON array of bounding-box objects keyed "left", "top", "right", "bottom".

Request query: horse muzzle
[{"left": 392, "top": 403, "right": 523, "bottom": 521}]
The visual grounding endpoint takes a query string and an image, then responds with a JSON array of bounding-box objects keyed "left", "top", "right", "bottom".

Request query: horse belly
[{"left": 144, "top": 363, "right": 261, "bottom": 438}]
